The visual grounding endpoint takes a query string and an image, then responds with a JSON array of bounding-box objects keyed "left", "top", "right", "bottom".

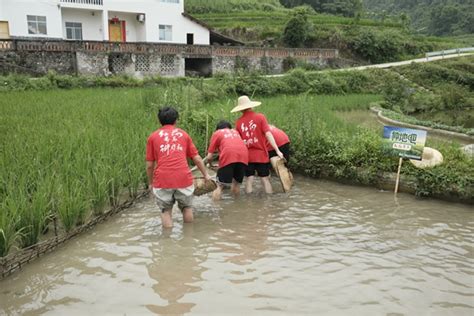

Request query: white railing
[
  {"left": 60, "top": 0, "right": 103, "bottom": 5},
  {"left": 426, "top": 47, "right": 474, "bottom": 58}
]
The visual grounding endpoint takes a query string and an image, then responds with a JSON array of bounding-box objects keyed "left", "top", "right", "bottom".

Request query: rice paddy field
[{"left": 1, "top": 87, "right": 473, "bottom": 258}]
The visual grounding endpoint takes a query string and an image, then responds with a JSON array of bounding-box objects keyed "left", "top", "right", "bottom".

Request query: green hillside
[
  {"left": 186, "top": 4, "right": 464, "bottom": 63},
  {"left": 185, "top": 0, "right": 283, "bottom": 13},
  {"left": 363, "top": 0, "right": 474, "bottom": 36}
]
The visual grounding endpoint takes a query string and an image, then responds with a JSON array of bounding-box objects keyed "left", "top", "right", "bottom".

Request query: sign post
[{"left": 382, "top": 126, "right": 427, "bottom": 194}]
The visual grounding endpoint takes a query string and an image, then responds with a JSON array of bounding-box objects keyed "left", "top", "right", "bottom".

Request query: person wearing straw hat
[
  {"left": 146, "top": 107, "right": 211, "bottom": 228},
  {"left": 232, "top": 96, "right": 284, "bottom": 194},
  {"left": 205, "top": 120, "right": 249, "bottom": 200}
]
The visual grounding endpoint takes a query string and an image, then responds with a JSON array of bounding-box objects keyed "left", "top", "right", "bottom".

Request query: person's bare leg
[
  {"left": 182, "top": 207, "right": 194, "bottom": 223},
  {"left": 212, "top": 185, "right": 223, "bottom": 201},
  {"left": 161, "top": 209, "right": 173, "bottom": 228},
  {"left": 245, "top": 176, "right": 255, "bottom": 194},
  {"left": 261, "top": 176, "right": 273, "bottom": 194},
  {"left": 231, "top": 180, "right": 240, "bottom": 197}
]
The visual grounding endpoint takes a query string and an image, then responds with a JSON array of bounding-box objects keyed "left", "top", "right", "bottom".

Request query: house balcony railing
[
  {"left": 0, "top": 39, "right": 339, "bottom": 59},
  {"left": 60, "top": 0, "right": 103, "bottom": 6}
]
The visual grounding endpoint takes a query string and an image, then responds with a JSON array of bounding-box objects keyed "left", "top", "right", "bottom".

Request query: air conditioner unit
[{"left": 137, "top": 14, "right": 145, "bottom": 23}]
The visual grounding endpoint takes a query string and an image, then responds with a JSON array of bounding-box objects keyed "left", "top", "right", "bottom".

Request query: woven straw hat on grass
[{"left": 409, "top": 147, "right": 443, "bottom": 169}]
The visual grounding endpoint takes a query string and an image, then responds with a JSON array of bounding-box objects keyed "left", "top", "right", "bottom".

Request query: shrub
[
  {"left": 282, "top": 57, "right": 297, "bottom": 72},
  {"left": 283, "top": 9, "right": 311, "bottom": 47}
]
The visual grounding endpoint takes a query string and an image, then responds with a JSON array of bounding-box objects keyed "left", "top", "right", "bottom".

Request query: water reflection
[{"left": 146, "top": 225, "right": 204, "bottom": 314}]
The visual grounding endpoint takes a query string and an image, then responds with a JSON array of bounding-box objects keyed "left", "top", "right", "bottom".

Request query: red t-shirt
[
  {"left": 266, "top": 125, "right": 290, "bottom": 150},
  {"left": 235, "top": 110, "right": 271, "bottom": 163},
  {"left": 146, "top": 125, "right": 199, "bottom": 189},
  {"left": 208, "top": 128, "right": 249, "bottom": 168}
]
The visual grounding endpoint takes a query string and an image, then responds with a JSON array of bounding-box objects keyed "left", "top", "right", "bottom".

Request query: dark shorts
[
  {"left": 217, "top": 162, "right": 246, "bottom": 186},
  {"left": 269, "top": 143, "right": 291, "bottom": 162},
  {"left": 245, "top": 162, "right": 270, "bottom": 178}
]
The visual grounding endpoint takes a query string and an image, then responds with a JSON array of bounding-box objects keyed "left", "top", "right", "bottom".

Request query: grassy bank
[
  {"left": 382, "top": 55, "right": 474, "bottom": 132},
  {"left": 190, "top": 9, "right": 464, "bottom": 63},
  {"left": 1, "top": 86, "right": 473, "bottom": 257}
]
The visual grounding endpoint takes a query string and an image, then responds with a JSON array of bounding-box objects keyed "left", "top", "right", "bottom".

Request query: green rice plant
[
  {"left": 0, "top": 197, "right": 23, "bottom": 257},
  {"left": 106, "top": 167, "right": 122, "bottom": 209},
  {"left": 17, "top": 176, "right": 54, "bottom": 248},
  {"left": 88, "top": 167, "right": 109, "bottom": 216},
  {"left": 56, "top": 179, "right": 90, "bottom": 232}
]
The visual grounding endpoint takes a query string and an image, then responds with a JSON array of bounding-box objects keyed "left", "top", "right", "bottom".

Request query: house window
[
  {"left": 65, "top": 22, "right": 82, "bottom": 40},
  {"left": 159, "top": 25, "right": 172, "bottom": 41},
  {"left": 160, "top": 0, "right": 179, "bottom": 3},
  {"left": 27, "top": 15, "right": 47, "bottom": 35}
]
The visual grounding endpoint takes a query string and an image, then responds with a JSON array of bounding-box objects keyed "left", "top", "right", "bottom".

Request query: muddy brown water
[{"left": 1, "top": 176, "right": 473, "bottom": 315}]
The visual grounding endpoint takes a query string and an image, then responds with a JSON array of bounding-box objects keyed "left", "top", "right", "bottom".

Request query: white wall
[
  {"left": 61, "top": 8, "right": 102, "bottom": 41},
  {"left": 178, "top": 16, "right": 209, "bottom": 45},
  {"left": 0, "top": 0, "right": 210, "bottom": 44},
  {"left": 104, "top": 0, "right": 208, "bottom": 44},
  {"left": 2, "top": 0, "right": 63, "bottom": 38}
]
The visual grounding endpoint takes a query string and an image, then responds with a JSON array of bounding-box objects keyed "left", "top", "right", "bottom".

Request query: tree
[
  {"left": 429, "top": 5, "right": 461, "bottom": 35},
  {"left": 399, "top": 12, "right": 410, "bottom": 30},
  {"left": 283, "top": 9, "right": 311, "bottom": 47}
]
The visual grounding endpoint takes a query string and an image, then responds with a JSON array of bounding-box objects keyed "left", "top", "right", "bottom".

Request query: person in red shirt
[
  {"left": 267, "top": 125, "right": 291, "bottom": 163},
  {"left": 232, "top": 96, "right": 283, "bottom": 194},
  {"left": 146, "top": 107, "right": 210, "bottom": 228},
  {"left": 205, "top": 120, "right": 249, "bottom": 200}
]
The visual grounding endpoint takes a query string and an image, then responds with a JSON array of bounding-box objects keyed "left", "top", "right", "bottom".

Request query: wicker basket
[{"left": 193, "top": 178, "right": 217, "bottom": 196}]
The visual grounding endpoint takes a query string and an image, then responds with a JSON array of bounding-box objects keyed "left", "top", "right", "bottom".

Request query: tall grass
[{"left": 0, "top": 88, "right": 154, "bottom": 253}]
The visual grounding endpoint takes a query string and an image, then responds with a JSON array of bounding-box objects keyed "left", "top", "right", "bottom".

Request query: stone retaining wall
[{"left": 0, "top": 39, "right": 338, "bottom": 77}]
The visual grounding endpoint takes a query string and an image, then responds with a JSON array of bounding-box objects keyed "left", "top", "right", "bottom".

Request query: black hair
[
  {"left": 158, "top": 107, "right": 179, "bottom": 126},
  {"left": 216, "top": 120, "right": 232, "bottom": 131}
]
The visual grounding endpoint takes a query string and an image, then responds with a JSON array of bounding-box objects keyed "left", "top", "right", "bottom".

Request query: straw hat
[
  {"left": 230, "top": 96, "right": 261, "bottom": 113},
  {"left": 409, "top": 147, "right": 443, "bottom": 169}
]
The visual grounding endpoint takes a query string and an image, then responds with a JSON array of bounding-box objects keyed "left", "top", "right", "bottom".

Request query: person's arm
[
  {"left": 206, "top": 132, "right": 218, "bottom": 164},
  {"left": 192, "top": 155, "right": 211, "bottom": 180},
  {"left": 205, "top": 152, "right": 214, "bottom": 164},
  {"left": 146, "top": 160, "right": 155, "bottom": 191},
  {"left": 265, "top": 131, "right": 284, "bottom": 160}
]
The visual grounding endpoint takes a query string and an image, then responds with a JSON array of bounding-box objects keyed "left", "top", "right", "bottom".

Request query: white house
[{"left": 0, "top": 0, "right": 210, "bottom": 45}]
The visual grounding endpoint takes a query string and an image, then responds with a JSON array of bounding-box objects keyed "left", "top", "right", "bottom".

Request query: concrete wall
[{"left": 76, "top": 51, "right": 108, "bottom": 75}]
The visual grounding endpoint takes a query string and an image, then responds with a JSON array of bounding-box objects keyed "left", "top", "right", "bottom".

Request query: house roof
[{"left": 182, "top": 12, "right": 244, "bottom": 46}]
